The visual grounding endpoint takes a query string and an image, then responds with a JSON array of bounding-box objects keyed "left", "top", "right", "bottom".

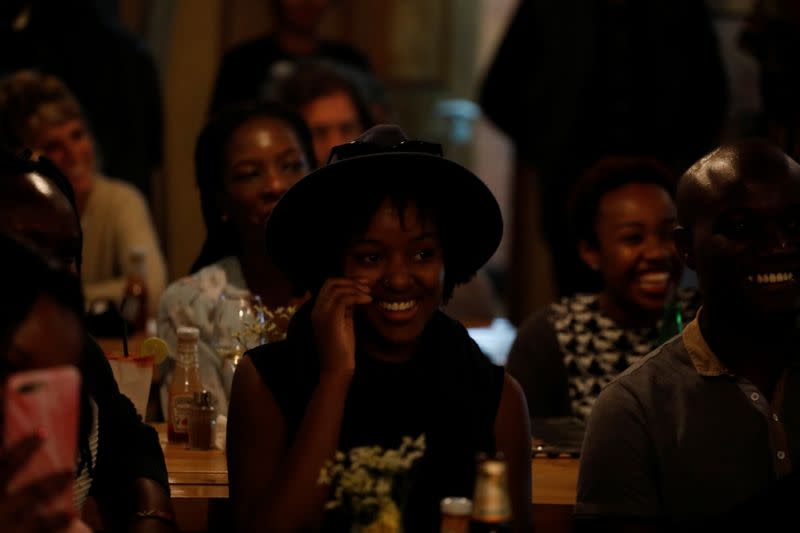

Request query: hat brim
[{"left": 265, "top": 151, "right": 503, "bottom": 291}]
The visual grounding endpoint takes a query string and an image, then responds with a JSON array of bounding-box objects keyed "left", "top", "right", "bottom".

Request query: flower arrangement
[{"left": 318, "top": 434, "right": 426, "bottom": 533}]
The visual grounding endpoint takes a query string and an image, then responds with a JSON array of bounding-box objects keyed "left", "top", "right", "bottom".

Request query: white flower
[{"left": 318, "top": 434, "right": 426, "bottom": 526}]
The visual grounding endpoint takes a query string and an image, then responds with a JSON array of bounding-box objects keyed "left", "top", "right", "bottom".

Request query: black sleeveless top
[{"left": 246, "top": 303, "right": 505, "bottom": 531}]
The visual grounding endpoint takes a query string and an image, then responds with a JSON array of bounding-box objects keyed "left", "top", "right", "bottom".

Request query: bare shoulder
[
  {"left": 231, "top": 355, "right": 274, "bottom": 405},
  {"left": 228, "top": 355, "right": 288, "bottom": 466},
  {"left": 494, "top": 372, "right": 531, "bottom": 443},
  {"left": 499, "top": 373, "right": 529, "bottom": 419}
]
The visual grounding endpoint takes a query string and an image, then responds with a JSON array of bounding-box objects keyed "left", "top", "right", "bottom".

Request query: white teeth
[
  {"left": 752, "top": 272, "right": 795, "bottom": 284},
  {"left": 639, "top": 272, "right": 670, "bottom": 289},
  {"left": 640, "top": 272, "right": 669, "bottom": 283},
  {"left": 378, "top": 300, "right": 416, "bottom": 311}
]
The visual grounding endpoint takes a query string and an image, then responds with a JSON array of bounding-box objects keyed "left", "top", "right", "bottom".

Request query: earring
[{"left": 382, "top": 278, "right": 390, "bottom": 287}]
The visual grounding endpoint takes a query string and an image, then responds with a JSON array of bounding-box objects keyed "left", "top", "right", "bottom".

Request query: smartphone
[{"left": 4, "top": 365, "right": 81, "bottom": 514}]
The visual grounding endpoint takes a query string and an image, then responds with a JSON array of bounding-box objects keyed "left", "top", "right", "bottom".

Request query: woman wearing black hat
[{"left": 227, "top": 125, "right": 531, "bottom": 532}]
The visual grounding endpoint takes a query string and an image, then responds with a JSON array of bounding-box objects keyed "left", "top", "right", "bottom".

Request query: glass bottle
[
  {"left": 469, "top": 455, "right": 511, "bottom": 533},
  {"left": 120, "top": 246, "right": 148, "bottom": 332},
  {"left": 168, "top": 326, "right": 202, "bottom": 443},
  {"left": 657, "top": 289, "right": 684, "bottom": 345}
]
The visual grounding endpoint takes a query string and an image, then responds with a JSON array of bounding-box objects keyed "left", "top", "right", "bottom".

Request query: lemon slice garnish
[{"left": 141, "top": 336, "right": 169, "bottom": 365}]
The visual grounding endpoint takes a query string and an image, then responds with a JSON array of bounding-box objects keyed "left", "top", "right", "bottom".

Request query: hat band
[{"left": 327, "top": 140, "right": 444, "bottom": 164}]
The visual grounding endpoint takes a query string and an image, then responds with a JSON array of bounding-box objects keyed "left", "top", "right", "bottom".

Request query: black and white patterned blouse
[{"left": 506, "top": 289, "right": 700, "bottom": 421}]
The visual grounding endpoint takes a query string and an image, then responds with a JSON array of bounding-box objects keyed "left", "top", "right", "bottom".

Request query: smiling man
[{"left": 575, "top": 139, "right": 800, "bottom": 531}]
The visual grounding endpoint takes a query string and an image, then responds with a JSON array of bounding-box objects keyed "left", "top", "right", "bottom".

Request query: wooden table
[
  {"left": 153, "top": 424, "right": 228, "bottom": 494},
  {"left": 158, "top": 430, "right": 578, "bottom": 532},
  {"left": 154, "top": 429, "right": 577, "bottom": 505},
  {"left": 83, "top": 423, "right": 230, "bottom": 532},
  {"left": 152, "top": 424, "right": 230, "bottom": 532},
  {"left": 533, "top": 454, "right": 579, "bottom": 505},
  {"left": 161, "top": 443, "right": 578, "bottom": 532},
  {"left": 87, "top": 426, "right": 578, "bottom": 532},
  {"left": 532, "top": 454, "right": 579, "bottom": 532}
]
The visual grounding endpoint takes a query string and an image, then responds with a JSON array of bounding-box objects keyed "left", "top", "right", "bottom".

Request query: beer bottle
[
  {"left": 120, "top": 246, "right": 148, "bottom": 332},
  {"left": 469, "top": 455, "right": 511, "bottom": 532}
]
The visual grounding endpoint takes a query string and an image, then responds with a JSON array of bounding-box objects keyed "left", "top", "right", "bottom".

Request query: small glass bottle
[
  {"left": 120, "top": 246, "right": 148, "bottom": 332},
  {"left": 440, "top": 497, "right": 472, "bottom": 533},
  {"left": 469, "top": 455, "right": 511, "bottom": 533},
  {"left": 168, "top": 326, "right": 203, "bottom": 443},
  {"left": 657, "top": 289, "right": 684, "bottom": 345},
  {"left": 188, "top": 390, "right": 216, "bottom": 450}
]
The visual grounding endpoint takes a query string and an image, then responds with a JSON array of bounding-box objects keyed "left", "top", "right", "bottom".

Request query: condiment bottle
[
  {"left": 469, "top": 454, "right": 511, "bottom": 532},
  {"left": 188, "top": 390, "right": 216, "bottom": 450},
  {"left": 120, "top": 246, "right": 148, "bottom": 332},
  {"left": 440, "top": 497, "right": 473, "bottom": 533},
  {"left": 168, "top": 326, "right": 202, "bottom": 443}
]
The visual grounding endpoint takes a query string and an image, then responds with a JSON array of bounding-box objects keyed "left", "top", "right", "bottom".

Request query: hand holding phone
[{"left": 2, "top": 366, "right": 81, "bottom": 532}]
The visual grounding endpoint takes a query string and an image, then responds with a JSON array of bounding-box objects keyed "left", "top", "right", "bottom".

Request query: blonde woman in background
[{"left": 0, "top": 69, "right": 166, "bottom": 318}]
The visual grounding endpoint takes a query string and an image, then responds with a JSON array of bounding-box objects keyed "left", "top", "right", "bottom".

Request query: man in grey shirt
[{"left": 575, "top": 139, "right": 800, "bottom": 530}]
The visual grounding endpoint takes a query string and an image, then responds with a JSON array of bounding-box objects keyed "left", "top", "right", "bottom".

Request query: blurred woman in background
[
  {"left": 0, "top": 69, "right": 166, "bottom": 318},
  {"left": 158, "top": 101, "right": 316, "bottom": 416}
]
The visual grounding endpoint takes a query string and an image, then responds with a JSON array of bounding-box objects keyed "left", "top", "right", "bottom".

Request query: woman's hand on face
[
  {"left": 0, "top": 434, "right": 75, "bottom": 533},
  {"left": 311, "top": 278, "right": 372, "bottom": 376}
]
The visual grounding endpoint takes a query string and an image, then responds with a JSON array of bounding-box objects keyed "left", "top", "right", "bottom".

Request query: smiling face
[
  {"left": 342, "top": 199, "right": 444, "bottom": 359},
  {"left": 26, "top": 119, "right": 95, "bottom": 206},
  {"left": 679, "top": 156, "right": 800, "bottom": 323},
  {"left": 580, "top": 182, "right": 681, "bottom": 323},
  {"left": 221, "top": 116, "right": 310, "bottom": 243}
]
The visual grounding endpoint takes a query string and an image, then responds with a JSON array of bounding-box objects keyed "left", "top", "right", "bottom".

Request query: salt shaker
[{"left": 188, "top": 390, "right": 216, "bottom": 450}]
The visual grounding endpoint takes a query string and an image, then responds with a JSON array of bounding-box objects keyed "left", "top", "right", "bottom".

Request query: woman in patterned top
[{"left": 506, "top": 156, "right": 699, "bottom": 420}]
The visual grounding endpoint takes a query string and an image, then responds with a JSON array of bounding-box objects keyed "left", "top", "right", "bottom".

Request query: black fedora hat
[{"left": 265, "top": 124, "right": 503, "bottom": 292}]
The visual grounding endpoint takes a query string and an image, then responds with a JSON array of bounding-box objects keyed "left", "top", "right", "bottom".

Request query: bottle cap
[
  {"left": 177, "top": 326, "right": 200, "bottom": 341},
  {"left": 440, "top": 497, "right": 472, "bottom": 516},
  {"left": 477, "top": 458, "right": 507, "bottom": 477}
]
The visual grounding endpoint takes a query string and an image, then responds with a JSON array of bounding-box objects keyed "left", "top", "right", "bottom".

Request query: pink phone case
[{"left": 4, "top": 366, "right": 81, "bottom": 515}]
